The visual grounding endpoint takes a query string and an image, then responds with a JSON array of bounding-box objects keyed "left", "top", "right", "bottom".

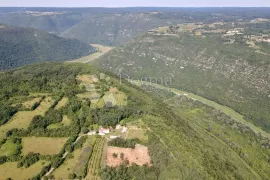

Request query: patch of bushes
[{"left": 108, "top": 138, "right": 140, "bottom": 149}]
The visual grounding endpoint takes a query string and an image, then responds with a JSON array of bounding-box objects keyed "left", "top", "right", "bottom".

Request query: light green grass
[
  {"left": 0, "top": 139, "right": 18, "bottom": 156},
  {"left": 0, "top": 160, "right": 49, "bottom": 180},
  {"left": 47, "top": 115, "right": 72, "bottom": 129},
  {"left": 47, "top": 123, "right": 62, "bottom": 129}
]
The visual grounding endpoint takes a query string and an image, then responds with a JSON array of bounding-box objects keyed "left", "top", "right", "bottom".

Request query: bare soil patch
[{"left": 106, "top": 144, "right": 151, "bottom": 167}]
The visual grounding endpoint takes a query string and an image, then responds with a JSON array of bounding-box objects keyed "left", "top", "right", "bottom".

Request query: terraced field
[
  {"left": 85, "top": 137, "right": 105, "bottom": 180},
  {"left": 54, "top": 97, "right": 68, "bottom": 110},
  {"left": 0, "top": 97, "right": 53, "bottom": 141},
  {"left": 113, "top": 91, "right": 127, "bottom": 107}
]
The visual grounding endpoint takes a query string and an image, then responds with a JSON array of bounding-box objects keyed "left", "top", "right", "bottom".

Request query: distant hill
[
  {"left": 60, "top": 13, "right": 185, "bottom": 45},
  {"left": 0, "top": 25, "right": 96, "bottom": 70},
  {"left": 1, "top": 8, "right": 270, "bottom": 45}
]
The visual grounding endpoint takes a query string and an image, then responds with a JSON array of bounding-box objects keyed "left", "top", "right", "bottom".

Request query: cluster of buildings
[{"left": 87, "top": 125, "right": 128, "bottom": 139}]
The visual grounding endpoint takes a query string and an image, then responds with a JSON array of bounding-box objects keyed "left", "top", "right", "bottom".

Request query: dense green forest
[{"left": 0, "top": 25, "right": 96, "bottom": 70}]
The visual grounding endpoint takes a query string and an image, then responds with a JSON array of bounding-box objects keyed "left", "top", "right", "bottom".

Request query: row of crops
[{"left": 86, "top": 137, "right": 105, "bottom": 180}]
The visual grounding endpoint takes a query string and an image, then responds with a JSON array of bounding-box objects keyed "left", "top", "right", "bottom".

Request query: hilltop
[
  {"left": 0, "top": 25, "right": 96, "bottom": 70},
  {"left": 0, "top": 63, "right": 269, "bottom": 179}
]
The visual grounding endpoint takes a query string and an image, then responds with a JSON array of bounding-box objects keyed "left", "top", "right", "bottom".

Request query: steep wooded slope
[
  {"left": 94, "top": 34, "right": 270, "bottom": 132},
  {"left": 0, "top": 25, "right": 96, "bottom": 70}
]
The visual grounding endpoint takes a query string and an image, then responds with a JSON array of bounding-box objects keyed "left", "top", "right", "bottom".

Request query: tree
[
  {"left": 120, "top": 153, "right": 124, "bottom": 160},
  {"left": 69, "top": 173, "right": 77, "bottom": 179},
  {"left": 112, "top": 153, "right": 118, "bottom": 158}
]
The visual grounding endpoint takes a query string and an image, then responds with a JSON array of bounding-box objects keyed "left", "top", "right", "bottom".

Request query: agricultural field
[
  {"left": 0, "top": 160, "right": 49, "bottom": 180},
  {"left": 54, "top": 97, "right": 68, "bottom": 110},
  {"left": 21, "top": 97, "right": 43, "bottom": 109},
  {"left": 53, "top": 136, "right": 96, "bottom": 179},
  {"left": 77, "top": 92, "right": 100, "bottom": 100},
  {"left": 91, "top": 98, "right": 105, "bottom": 109},
  {"left": 85, "top": 137, "right": 105, "bottom": 180},
  {"left": 0, "top": 97, "right": 53, "bottom": 141},
  {"left": 22, "top": 137, "right": 68, "bottom": 155}
]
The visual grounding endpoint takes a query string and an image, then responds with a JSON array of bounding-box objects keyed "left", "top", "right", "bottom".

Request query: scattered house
[
  {"left": 99, "top": 128, "right": 110, "bottom": 134},
  {"left": 110, "top": 135, "right": 120, "bottom": 139},
  {"left": 116, "top": 125, "right": 122, "bottom": 130},
  {"left": 99, "top": 132, "right": 105, "bottom": 136},
  {"left": 121, "top": 127, "right": 128, "bottom": 133},
  {"left": 115, "top": 124, "right": 128, "bottom": 133}
]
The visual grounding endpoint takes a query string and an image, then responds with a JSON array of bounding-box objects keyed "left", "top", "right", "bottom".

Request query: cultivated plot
[{"left": 22, "top": 137, "right": 68, "bottom": 155}]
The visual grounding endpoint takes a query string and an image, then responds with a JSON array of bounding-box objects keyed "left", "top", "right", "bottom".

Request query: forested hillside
[
  {"left": 94, "top": 32, "right": 270, "bottom": 133},
  {"left": 0, "top": 25, "right": 96, "bottom": 70},
  {"left": 0, "top": 63, "right": 269, "bottom": 179}
]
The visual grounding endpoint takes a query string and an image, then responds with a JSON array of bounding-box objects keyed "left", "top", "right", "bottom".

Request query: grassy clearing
[
  {"left": 22, "top": 137, "right": 68, "bottom": 155},
  {"left": 90, "top": 98, "right": 105, "bottom": 109},
  {"left": 54, "top": 97, "right": 68, "bottom": 110},
  {"left": 46, "top": 123, "right": 62, "bottom": 129},
  {"left": 113, "top": 91, "right": 127, "bottom": 107},
  {"left": 103, "top": 92, "right": 116, "bottom": 107},
  {"left": 62, "top": 115, "right": 72, "bottom": 126},
  {"left": 126, "top": 129, "right": 148, "bottom": 142},
  {"left": 77, "top": 92, "right": 100, "bottom": 100},
  {"left": 76, "top": 74, "right": 95, "bottom": 84},
  {"left": 47, "top": 115, "right": 72, "bottom": 129},
  {"left": 0, "top": 97, "right": 53, "bottom": 141},
  {"left": 22, "top": 97, "right": 42, "bottom": 109},
  {"left": 85, "top": 137, "right": 105, "bottom": 180},
  {"left": 0, "top": 139, "right": 18, "bottom": 156},
  {"left": 0, "top": 160, "right": 49, "bottom": 180}
]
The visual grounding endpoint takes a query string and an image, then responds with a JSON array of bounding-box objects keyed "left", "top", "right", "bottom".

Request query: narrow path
[{"left": 44, "top": 134, "right": 85, "bottom": 178}]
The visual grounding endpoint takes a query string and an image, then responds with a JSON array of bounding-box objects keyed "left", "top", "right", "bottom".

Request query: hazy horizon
[{"left": 0, "top": 0, "right": 270, "bottom": 8}]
